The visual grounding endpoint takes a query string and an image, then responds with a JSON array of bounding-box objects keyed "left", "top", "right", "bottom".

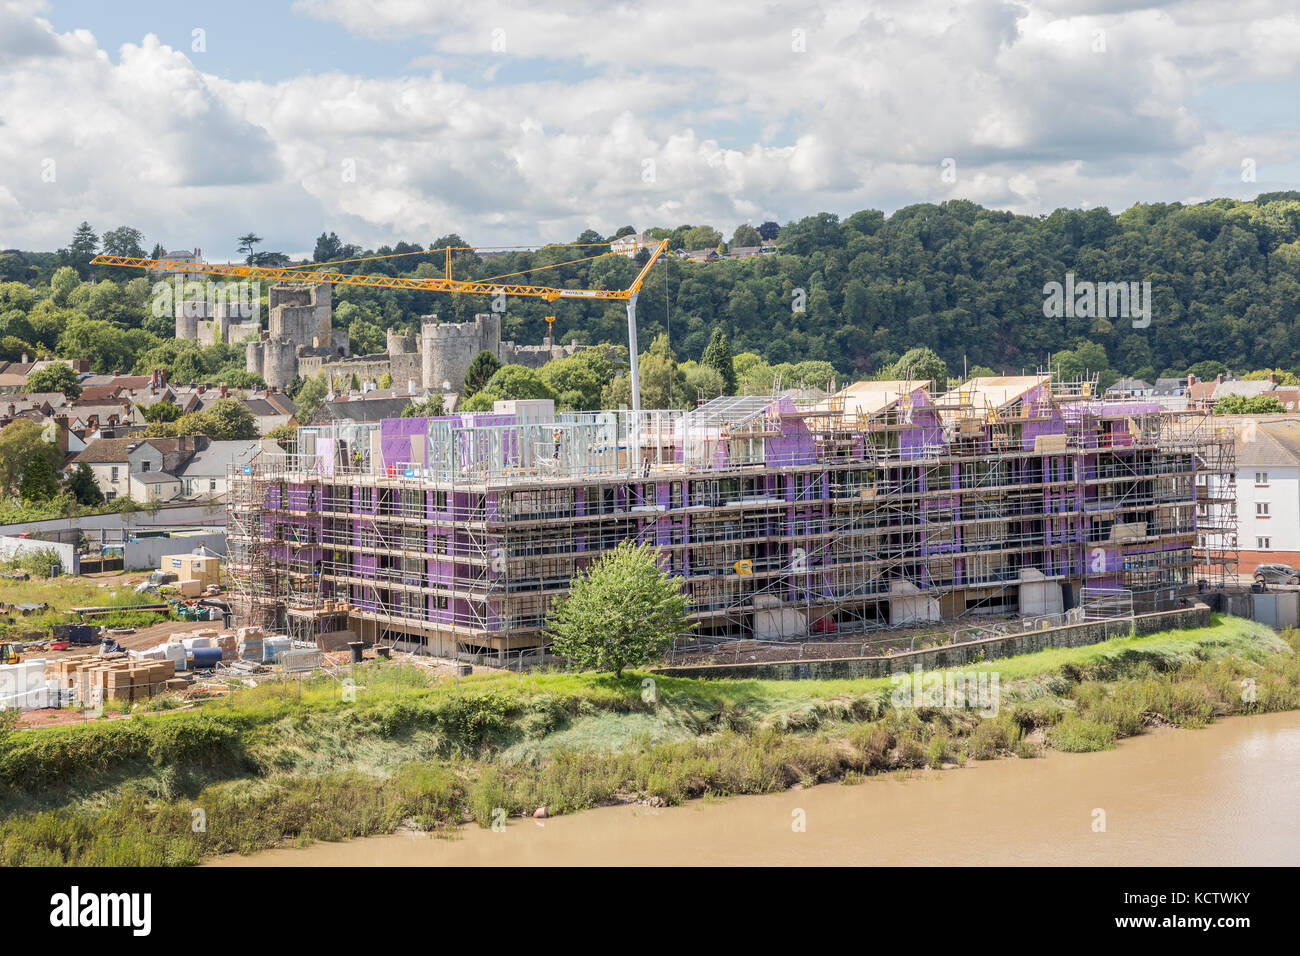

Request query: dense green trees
[
  {"left": 25, "top": 363, "right": 81, "bottom": 398},
  {"left": 536, "top": 349, "right": 617, "bottom": 411},
  {"left": 293, "top": 373, "right": 330, "bottom": 423},
  {"left": 0, "top": 421, "right": 60, "bottom": 497},
  {"left": 886, "top": 347, "right": 949, "bottom": 391},
  {"left": 10, "top": 196, "right": 1300, "bottom": 394},
  {"left": 141, "top": 400, "right": 182, "bottom": 423},
  {"left": 461, "top": 365, "right": 558, "bottom": 411},
  {"left": 1213, "top": 394, "right": 1286, "bottom": 415},
  {"left": 144, "top": 398, "right": 258, "bottom": 441}
]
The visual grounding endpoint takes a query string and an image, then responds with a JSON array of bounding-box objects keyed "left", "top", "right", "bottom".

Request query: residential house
[
  {"left": 130, "top": 470, "right": 183, "bottom": 502},
  {"left": 0, "top": 394, "right": 66, "bottom": 422},
  {"left": 66, "top": 403, "right": 145, "bottom": 437},
  {"left": 1228, "top": 416, "right": 1300, "bottom": 574},
  {"left": 1272, "top": 388, "right": 1300, "bottom": 413},
  {"left": 242, "top": 391, "right": 296, "bottom": 434},
  {"left": 0, "top": 372, "right": 28, "bottom": 394},
  {"left": 309, "top": 395, "right": 412, "bottom": 425},
  {"left": 69, "top": 435, "right": 205, "bottom": 502},
  {"left": 148, "top": 248, "right": 204, "bottom": 280},
  {"left": 169, "top": 382, "right": 226, "bottom": 415},
  {"left": 1149, "top": 377, "right": 1191, "bottom": 412},
  {"left": 1105, "top": 378, "right": 1153, "bottom": 398},
  {"left": 609, "top": 232, "right": 657, "bottom": 258},
  {"left": 177, "top": 439, "right": 285, "bottom": 500}
]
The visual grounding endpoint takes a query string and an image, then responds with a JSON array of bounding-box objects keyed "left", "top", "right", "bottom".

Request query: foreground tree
[
  {"left": 0, "top": 420, "right": 61, "bottom": 496},
  {"left": 237, "top": 233, "right": 262, "bottom": 264},
  {"left": 141, "top": 399, "right": 182, "bottom": 423},
  {"left": 886, "top": 346, "right": 949, "bottom": 392},
  {"left": 546, "top": 541, "right": 689, "bottom": 678}
]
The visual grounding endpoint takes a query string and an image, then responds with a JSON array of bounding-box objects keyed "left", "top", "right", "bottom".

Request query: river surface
[{"left": 211, "top": 710, "right": 1300, "bottom": 866}]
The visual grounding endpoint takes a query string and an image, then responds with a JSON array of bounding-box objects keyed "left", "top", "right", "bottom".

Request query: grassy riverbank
[{"left": 0, "top": 614, "right": 1295, "bottom": 865}]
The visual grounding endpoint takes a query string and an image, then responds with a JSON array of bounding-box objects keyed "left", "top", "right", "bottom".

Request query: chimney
[
  {"left": 1215, "top": 373, "right": 1224, "bottom": 385},
  {"left": 197, "top": 383, "right": 206, "bottom": 394},
  {"left": 219, "top": 383, "right": 228, "bottom": 398},
  {"left": 54, "top": 414, "right": 69, "bottom": 453},
  {"left": 6, "top": 403, "right": 13, "bottom": 418},
  {"left": 1269, "top": 372, "right": 1277, "bottom": 385},
  {"left": 1187, "top": 374, "right": 1196, "bottom": 388},
  {"left": 20, "top": 353, "right": 27, "bottom": 364}
]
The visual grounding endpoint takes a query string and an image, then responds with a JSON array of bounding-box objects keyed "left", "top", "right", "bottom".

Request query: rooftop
[{"left": 825, "top": 379, "right": 928, "bottom": 418}]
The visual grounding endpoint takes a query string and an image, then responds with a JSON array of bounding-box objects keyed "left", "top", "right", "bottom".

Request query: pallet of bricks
[{"left": 52, "top": 653, "right": 181, "bottom": 704}]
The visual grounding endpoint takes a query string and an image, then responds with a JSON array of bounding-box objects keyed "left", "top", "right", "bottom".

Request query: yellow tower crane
[{"left": 92, "top": 238, "right": 670, "bottom": 412}]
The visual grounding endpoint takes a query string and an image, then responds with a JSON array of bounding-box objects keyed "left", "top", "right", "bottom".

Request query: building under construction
[{"left": 225, "top": 375, "right": 1238, "bottom": 657}]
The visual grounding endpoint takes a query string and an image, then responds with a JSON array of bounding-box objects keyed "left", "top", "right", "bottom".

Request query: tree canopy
[
  {"left": 545, "top": 540, "right": 690, "bottom": 678},
  {"left": 144, "top": 398, "right": 258, "bottom": 440},
  {"left": 463, "top": 350, "right": 502, "bottom": 394},
  {"left": 26, "top": 363, "right": 81, "bottom": 398},
  {"left": 11, "top": 199, "right": 1300, "bottom": 401}
]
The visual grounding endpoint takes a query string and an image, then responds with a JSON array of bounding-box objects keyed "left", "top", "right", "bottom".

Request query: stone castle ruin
[
  {"left": 245, "top": 284, "right": 350, "bottom": 389},
  {"left": 297, "top": 312, "right": 585, "bottom": 394},
  {"left": 168, "top": 280, "right": 585, "bottom": 392}
]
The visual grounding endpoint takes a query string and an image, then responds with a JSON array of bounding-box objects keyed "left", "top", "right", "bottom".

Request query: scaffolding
[{"left": 224, "top": 379, "right": 1237, "bottom": 658}]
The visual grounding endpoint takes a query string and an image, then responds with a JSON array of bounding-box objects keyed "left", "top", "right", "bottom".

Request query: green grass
[
  {"left": 0, "top": 575, "right": 161, "bottom": 641},
  {"left": 0, "top": 614, "right": 1295, "bottom": 865}
]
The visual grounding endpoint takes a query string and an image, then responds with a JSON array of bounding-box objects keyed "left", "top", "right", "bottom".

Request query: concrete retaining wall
[
  {"left": 653, "top": 604, "right": 1212, "bottom": 681},
  {"left": 123, "top": 533, "right": 227, "bottom": 570},
  {"left": 0, "top": 502, "right": 225, "bottom": 539}
]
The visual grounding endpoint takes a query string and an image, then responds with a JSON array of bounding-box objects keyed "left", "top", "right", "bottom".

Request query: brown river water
[{"left": 211, "top": 710, "right": 1300, "bottom": 866}]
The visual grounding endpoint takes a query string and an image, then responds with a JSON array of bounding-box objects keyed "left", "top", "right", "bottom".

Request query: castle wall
[
  {"left": 248, "top": 339, "right": 298, "bottom": 390},
  {"left": 502, "top": 342, "right": 581, "bottom": 369}
]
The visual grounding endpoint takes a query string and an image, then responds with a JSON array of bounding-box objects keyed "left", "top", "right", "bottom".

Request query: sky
[{"left": 1, "top": 0, "right": 1299, "bottom": 260}]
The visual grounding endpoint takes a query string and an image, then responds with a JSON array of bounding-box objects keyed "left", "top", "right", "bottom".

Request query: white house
[
  {"left": 176, "top": 439, "right": 283, "bottom": 501},
  {"left": 609, "top": 232, "right": 657, "bottom": 258},
  {"left": 69, "top": 435, "right": 203, "bottom": 502},
  {"left": 1227, "top": 417, "right": 1300, "bottom": 575}
]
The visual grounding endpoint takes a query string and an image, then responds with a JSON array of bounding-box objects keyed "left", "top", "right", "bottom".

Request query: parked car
[{"left": 1253, "top": 563, "right": 1300, "bottom": 585}]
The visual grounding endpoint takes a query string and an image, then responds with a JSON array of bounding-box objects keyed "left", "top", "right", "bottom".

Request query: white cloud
[{"left": 1, "top": 0, "right": 1299, "bottom": 258}]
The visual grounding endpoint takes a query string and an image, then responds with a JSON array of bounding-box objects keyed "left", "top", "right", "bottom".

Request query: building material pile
[{"left": 49, "top": 653, "right": 178, "bottom": 703}]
